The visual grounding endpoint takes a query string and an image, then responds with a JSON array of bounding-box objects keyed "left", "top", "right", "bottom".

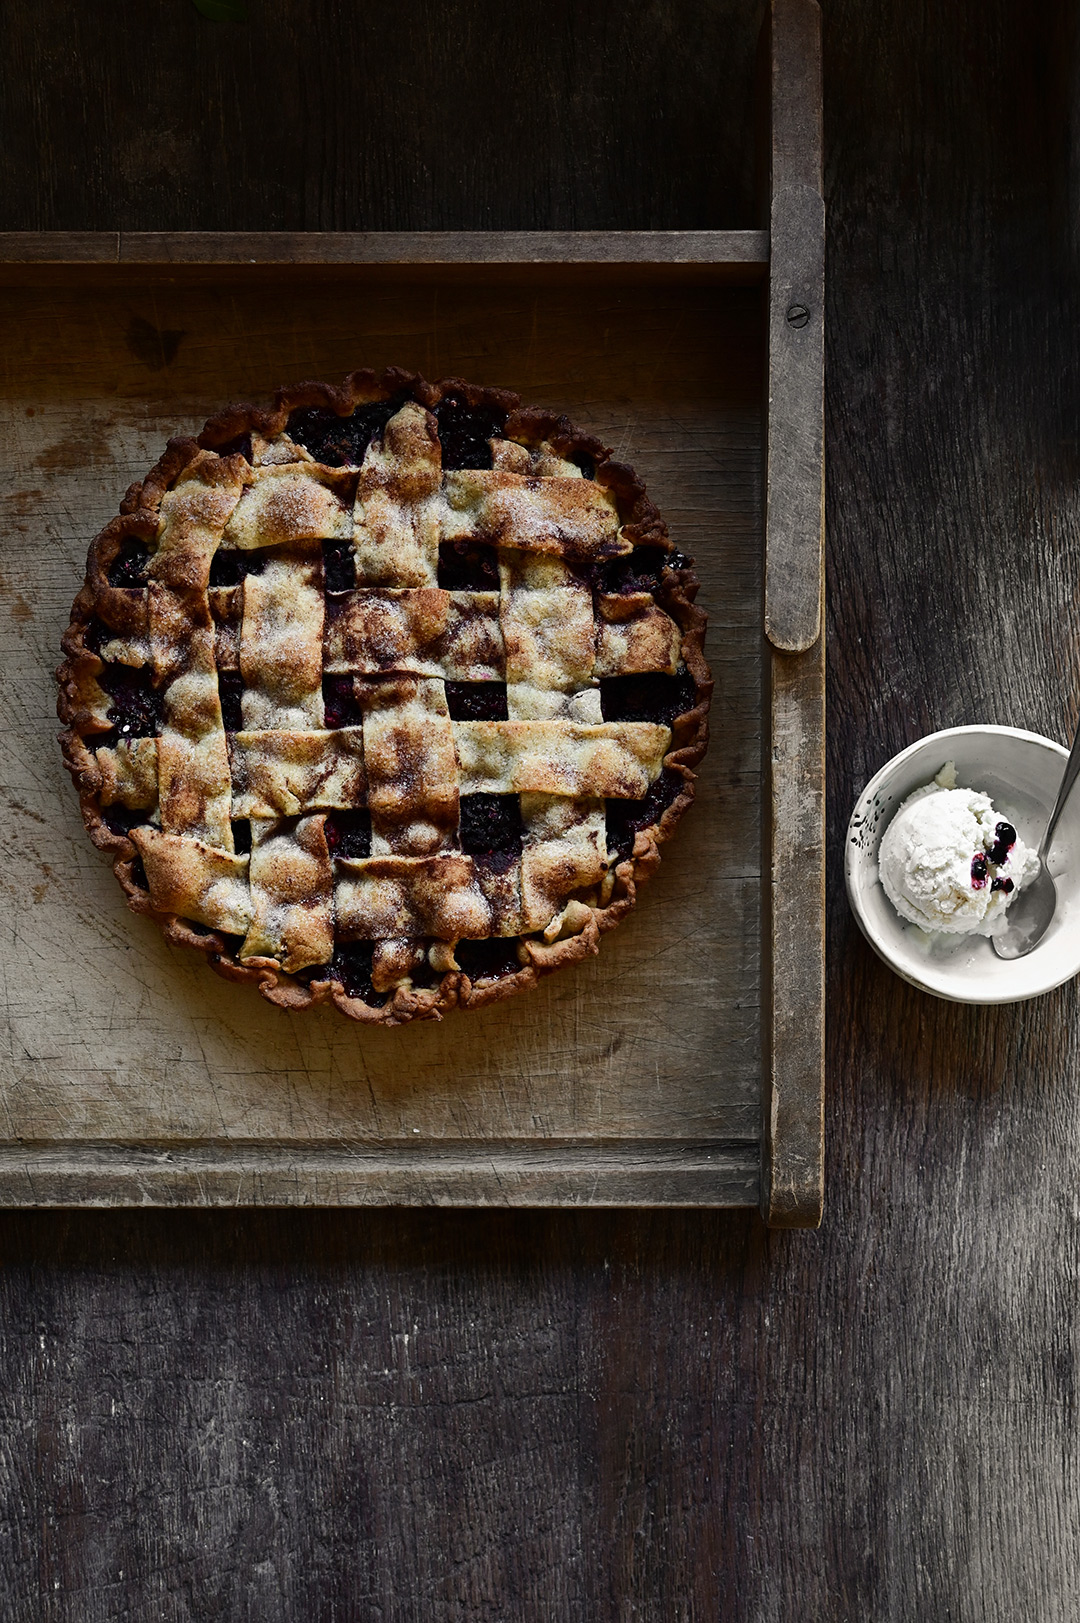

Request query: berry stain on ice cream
[{"left": 877, "top": 761, "right": 1039, "bottom": 938}]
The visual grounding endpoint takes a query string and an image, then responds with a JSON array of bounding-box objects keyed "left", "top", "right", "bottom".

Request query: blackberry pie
[{"left": 57, "top": 370, "right": 711, "bottom": 1023}]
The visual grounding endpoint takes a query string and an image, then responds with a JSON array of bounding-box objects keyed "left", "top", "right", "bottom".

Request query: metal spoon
[{"left": 992, "top": 722, "right": 1080, "bottom": 960}]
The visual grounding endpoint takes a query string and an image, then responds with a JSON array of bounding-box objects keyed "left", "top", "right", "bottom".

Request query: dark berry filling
[
  {"left": 606, "top": 769, "right": 684, "bottom": 862},
  {"left": 971, "top": 853, "right": 989, "bottom": 889},
  {"left": 107, "top": 539, "right": 152, "bottom": 588},
  {"left": 444, "top": 681, "right": 509, "bottom": 721},
  {"left": 473, "top": 848, "right": 519, "bottom": 877},
  {"left": 988, "top": 822, "right": 1017, "bottom": 865},
  {"left": 325, "top": 809, "right": 372, "bottom": 861},
  {"left": 599, "top": 671, "right": 696, "bottom": 725},
  {"left": 455, "top": 937, "right": 522, "bottom": 982},
  {"left": 231, "top": 819, "right": 252, "bottom": 855},
  {"left": 83, "top": 617, "right": 113, "bottom": 655},
  {"left": 286, "top": 402, "right": 398, "bottom": 468},
  {"left": 102, "top": 805, "right": 153, "bottom": 837},
  {"left": 432, "top": 396, "right": 508, "bottom": 471},
  {"left": 568, "top": 450, "right": 596, "bottom": 479},
  {"left": 459, "top": 794, "right": 524, "bottom": 856},
  {"left": 437, "top": 540, "right": 500, "bottom": 590},
  {"left": 128, "top": 856, "right": 149, "bottom": 892},
  {"left": 209, "top": 549, "right": 258, "bottom": 588},
  {"left": 408, "top": 957, "right": 440, "bottom": 990},
  {"left": 215, "top": 433, "right": 253, "bottom": 462},
  {"left": 991, "top": 876, "right": 1015, "bottom": 894},
  {"left": 218, "top": 670, "right": 245, "bottom": 732},
  {"left": 211, "top": 931, "right": 247, "bottom": 958},
  {"left": 598, "top": 546, "right": 684, "bottom": 596},
  {"left": 322, "top": 676, "right": 364, "bottom": 729},
  {"left": 323, "top": 537, "right": 357, "bottom": 593},
  {"left": 326, "top": 942, "right": 389, "bottom": 1006},
  {"left": 98, "top": 665, "right": 162, "bottom": 743}
]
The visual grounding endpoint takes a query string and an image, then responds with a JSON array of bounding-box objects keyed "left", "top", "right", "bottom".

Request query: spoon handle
[{"left": 1042, "top": 718, "right": 1080, "bottom": 857}]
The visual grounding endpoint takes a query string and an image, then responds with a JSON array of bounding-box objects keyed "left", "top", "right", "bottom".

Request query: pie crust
[{"left": 57, "top": 369, "right": 712, "bottom": 1024}]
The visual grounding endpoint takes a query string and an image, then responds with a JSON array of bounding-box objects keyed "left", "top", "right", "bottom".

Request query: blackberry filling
[
  {"left": 598, "top": 546, "right": 683, "bottom": 596},
  {"left": 444, "top": 681, "right": 509, "bottom": 721},
  {"left": 98, "top": 665, "right": 162, "bottom": 743},
  {"left": 437, "top": 540, "right": 500, "bottom": 590},
  {"left": 325, "top": 809, "right": 372, "bottom": 861},
  {"left": 106, "top": 539, "right": 152, "bottom": 588},
  {"left": 599, "top": 671, "right": 696, "bottom": 725},
  {"left": 408, "top": 957, "right": 440, "bottom": 990},
  {"left": 988, "top": 822, "right": 1017, "bottom": 865},
  {"left": 218, "top": 670, "right": 245, "bottom": 732},
  {"left": 215, "top": 433, "right": 253, "bottom": 462},
  {"left": 286, "top": 402, "right": 397, "bottom": 468},
  {"left": 328, "top": 942, "right": 389, "bottom": 1006},
  {"left": 568, "top": 450, "right": 596, "bottom": 479},
  {"left": 459, "top": 794, "right": 524, "bottom": 856},
  {"left": 127, "top": 856, "right": 150, "bottom": 892},
  {"left": 322, "top": 676, "right": 364, "bottom": 729},
  {"left": 209, "top": 549, "right": 254, "bottom": 588},
  {"left": 83, "top": 617, "right": 113, "bottom": 655},
  {"left": 473, "top": 848, "right": 519, "bottom": 877},
  {"left": 606, "top": 769, "right": 684, "bottom": 862},
  {"left": 101, "top": 805, "right": 153, "bottom": 837},
  {"left": 231, "top": 819, "right": 252, "bottom": 855},
  {"left": 432, "top": 396, "right": 508, "bottom": 471},
  {"left": 971, "top": 853, "right": 989, "bottom": 889},
  {"left": 212, "top": 931, "right": 247, "bottom": 958},
  {"left": 323, "top": 537, "right": 357, "bottom": 593},
  {"left": 456, "top": 937, "right": 522, "bottom": 982},
  {"left": 992, "top": 876, "right": 1015, "bottom": 894}
]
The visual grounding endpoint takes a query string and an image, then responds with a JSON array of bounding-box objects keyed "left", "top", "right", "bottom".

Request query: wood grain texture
[
  {"left": 0, "top": 0, "right": 761, "bottom": 233},
  {"left": 763, "top": 0, "right": 824, "bottom": 653},
  {"left": 759, "top": 0, "right": 825, "bottom": 1223},
  {"left": 0, "top": 278, "right": 765, "bottom": 1206},
  {"left": 3, "top": 0, "right": 1079, "bottom": 1617},
  {"left": 0, "top": 230, "right": 770, "bottom": 268}
]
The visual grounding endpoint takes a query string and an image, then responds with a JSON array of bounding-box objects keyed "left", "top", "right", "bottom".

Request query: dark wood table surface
[{"left": 3, "top": 0, "right": 1077, "bottom": 1616}]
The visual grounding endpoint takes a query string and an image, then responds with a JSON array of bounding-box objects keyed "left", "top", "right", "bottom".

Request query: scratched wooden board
[{"left": 0, "top": 275, "right": 763, "bottom": 1205}]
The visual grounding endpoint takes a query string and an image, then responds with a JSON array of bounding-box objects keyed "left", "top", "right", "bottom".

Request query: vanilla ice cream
[{"left": 878, "top": 761, "right": 1040, "bottom": 936}]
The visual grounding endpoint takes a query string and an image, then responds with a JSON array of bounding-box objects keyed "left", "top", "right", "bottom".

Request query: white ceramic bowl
[{"left": 845, "top": 725, "right": 1080, "bottom": 1004}]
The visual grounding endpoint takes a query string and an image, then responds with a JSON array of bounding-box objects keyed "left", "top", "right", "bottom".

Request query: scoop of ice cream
[{"left": 878, "top": 761, "right": 1040, "bottom": 936}]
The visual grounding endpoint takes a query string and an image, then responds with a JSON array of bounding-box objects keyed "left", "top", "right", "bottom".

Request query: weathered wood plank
[
  {"left": 758, "top": 0, "right": 825, "bottom": 1225},
  {"left": 0, "top": 228, "right": 769, "bottom": 267},
  {"left": 0, "top": 1140, "right": 761, "bottom": 1208}
]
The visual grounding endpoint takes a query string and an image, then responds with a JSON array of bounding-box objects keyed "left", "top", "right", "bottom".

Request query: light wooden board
[{"left": 0, "top": 275, "right": 766, "bottom": 1205}]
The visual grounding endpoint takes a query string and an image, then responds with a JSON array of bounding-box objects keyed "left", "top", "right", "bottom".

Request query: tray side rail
[{"left": 759, "top": 0, "right": 826, "bottom": 1227}]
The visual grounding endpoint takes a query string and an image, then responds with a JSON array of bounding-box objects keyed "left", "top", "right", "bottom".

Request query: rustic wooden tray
[{"left": 0, "top": 0, "right": 822, "bottom": 1222}]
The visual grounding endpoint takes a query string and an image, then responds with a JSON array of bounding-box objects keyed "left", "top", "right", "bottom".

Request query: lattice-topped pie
[{"left": 57, "top": 370, "right": 711, "bottom": 1023}]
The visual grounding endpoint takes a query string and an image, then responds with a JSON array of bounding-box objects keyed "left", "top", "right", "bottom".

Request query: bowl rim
[{"left": 844, "top": 724, "right": 1072, "bottom": 1005}]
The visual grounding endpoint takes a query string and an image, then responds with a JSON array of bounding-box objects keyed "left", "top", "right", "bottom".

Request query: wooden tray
[{"left": 0, "top": 0, "right": 823, "bottom": 1222}]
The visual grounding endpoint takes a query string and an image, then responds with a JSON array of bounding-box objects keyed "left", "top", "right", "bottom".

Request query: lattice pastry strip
[
  {"left": 241, "top": 815, "right": 334, "bottom": 973},
  {"left": 359, "top": 676, "right": 460, "bottom": 857},
  {"left": 353, "top": 402, "right": 443, "bottom": 586},
  {"left": 228, "top": 728, "right": 366, "bottom": 819},
  {"left": 58, "top": 370, "right": 712, "bottom": 1026},
  {"left": 324, "top": 589, "right": 503, "bottom": 680},
  {"left": 498, "top": 550, "right": 599, "bottom": 720},
  {"left": 149, "top": 454, "right": 245, "bottom": 851},
  {"left": 452, "top": 721, "right": 670, "bottom": 798},
  {"left": 224, "top": 462, "right": 354, "bottom": 550},
  {"left": 239, "top": 546, "right": 325, "bottom": 730}
]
